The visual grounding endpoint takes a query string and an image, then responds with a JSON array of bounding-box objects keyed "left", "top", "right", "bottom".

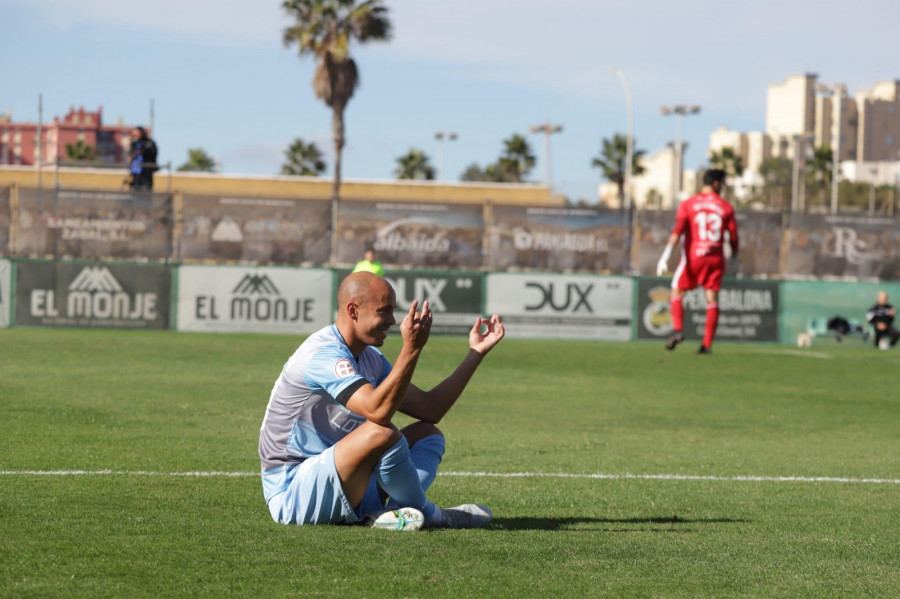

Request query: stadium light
[
  {"left": 528, "top": 122, "right": 563, "bottom": 188},
  {"left": 434, "top": 131, "right": 457, "bottom": 181},
  {"left": 660, "top": 104, "right": 701, "bottom": 204},
  {"left": 814, "top": 83, "right": 844, "bottom": 214}
]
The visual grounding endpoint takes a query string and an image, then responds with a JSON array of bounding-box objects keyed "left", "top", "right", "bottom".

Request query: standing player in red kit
[{"left": 656, "top": 169, "right": 739, "bottom": 354}]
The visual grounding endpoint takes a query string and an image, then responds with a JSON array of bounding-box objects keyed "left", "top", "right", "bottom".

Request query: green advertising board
[
  {"left": 635, "top": 277, "right": 779, "bottom": 342},
  {"left": 778, "top": 280, "right": 900, "bottom": 345},
  {"left": 335, "top": 269, "right": 483, "bottom": 335}
]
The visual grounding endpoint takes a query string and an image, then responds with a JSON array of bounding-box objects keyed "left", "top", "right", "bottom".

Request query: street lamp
[
  {"left": 528, "top": 121, "right": 563, "bottom": 188},
  {"left": 815, "top": 83, "right": 844, "bottom": 214},
  {"left": 612, "top": 68, "right": 634, "bottom": 211},
  {"left": 660, "top": 104, "right": 701, "bottom": 204},
  {"left": 434, "top": 131, "right": 457, "bottom": 181},
  {"left": 791, "top": 133, "right": 815, "bottom": 212}
]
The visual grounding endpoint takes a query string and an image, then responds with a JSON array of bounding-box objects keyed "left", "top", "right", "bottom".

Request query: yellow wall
[{"left": 0, "top": 166, "right": 565, "bottom": 206}]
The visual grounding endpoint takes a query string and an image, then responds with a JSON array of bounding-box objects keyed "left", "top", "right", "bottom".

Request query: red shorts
[{"left": 672, "top": 255, "right": 725, "bottom": 291}]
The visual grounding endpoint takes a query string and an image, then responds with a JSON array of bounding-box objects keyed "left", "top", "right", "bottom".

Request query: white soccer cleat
[
  {"left": 365, "top": 507, "right": 424, "bottom": 531},
  {"left": 438, "top": 504, "right": 493, "bottom": 529}
]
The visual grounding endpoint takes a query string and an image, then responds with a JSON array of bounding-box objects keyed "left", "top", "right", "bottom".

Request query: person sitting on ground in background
[{"left": 866, "top": 291, "right": 900, "bottom": 349}]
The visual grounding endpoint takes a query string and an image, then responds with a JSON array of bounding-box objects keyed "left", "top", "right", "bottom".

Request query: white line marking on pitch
[
  {"left": 758, "top": 350, "right": 833, "bottom": 359},
  {"left": 0, "top": 470, "right": 897, "bottom": 484}
]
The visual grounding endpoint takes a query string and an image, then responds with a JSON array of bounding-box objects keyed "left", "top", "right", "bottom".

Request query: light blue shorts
[{"left": 267, "top": 445, "right": 384, "bottom": 525}]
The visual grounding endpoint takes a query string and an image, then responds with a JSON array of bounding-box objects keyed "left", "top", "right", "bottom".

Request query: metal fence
[{"left": 3, "top": 185, "right": 899, "bottom": 280}]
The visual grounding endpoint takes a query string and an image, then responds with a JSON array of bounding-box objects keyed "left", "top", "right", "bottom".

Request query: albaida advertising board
[
  {"left": 335, "top": 269, "right": 483, "bottom": 335},
  {"left": 635, "top": 277, "right": 778, "bottom": 342},
  {"left": 15, "top": 260, "right": 171, "bottom": 329}
]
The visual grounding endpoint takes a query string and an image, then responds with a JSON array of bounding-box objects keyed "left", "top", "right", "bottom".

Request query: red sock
[
  {"left": 670, "top": 295, "right": 683, "bottom": 333},
  {"left": 703, "top": 302, "right": 719, "bottom": 348}
]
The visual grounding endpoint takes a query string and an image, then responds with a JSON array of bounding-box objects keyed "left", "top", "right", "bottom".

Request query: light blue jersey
[{"left": 259, "top": 325, "right": 392, "bottom": 502}]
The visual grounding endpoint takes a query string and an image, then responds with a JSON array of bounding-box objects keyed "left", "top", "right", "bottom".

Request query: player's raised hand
[
  {"left": 400, "top": 299, "right": 432, "bottom": 351},
  {"left": 656, "top": 257, "right": 668, "bottom": 276},
  {"left": 469, "top": 314, "right": 505, "bottom": 355}
]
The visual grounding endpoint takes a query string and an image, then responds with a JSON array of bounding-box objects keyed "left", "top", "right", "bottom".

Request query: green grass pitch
[{"left": 1, "top": 328, "right": 899, "bottom": 598}]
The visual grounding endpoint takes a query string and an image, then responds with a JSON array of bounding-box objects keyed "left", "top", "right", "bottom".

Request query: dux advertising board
[
  {"left": 336, "top": 269, "right": 483, "bottom": 335},
  {"left": 15, "top": 260, "right": 171, "bottom": 329},
  {"left": 0, "top": 259, "right": 10, "bottom": 328},
  {"left": 635, "top": 277, "right": 779, "bottom": 342},
  {"left": 177, "top": 265, "right": 332, "bottom": 334},
  {"left": 485, "top": 273, "right": 632, "bottom": 340}
]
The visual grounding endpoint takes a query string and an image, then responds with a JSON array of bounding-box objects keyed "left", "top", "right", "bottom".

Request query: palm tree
[
  {"left": 460, "top": 163, "right": 486, "bottom": 182},
  {"left": 177, "top": 148, "right": 217, "bottom": 172},
  {"left": 805, "top": 146, "right": 833, "bottom": 208},
  {"left": 499, "top": 134, "right": 535, "bottom": 182},
  {"left": 65, "top": 140, "right": 95, "bottom": 161},
  {"left": 708, "top": 147, "right": 744, "bottom": 178},
  {"left": 394, "top": 148, "right": 435, "bottom": 180},
  {"left": 709, "top": 146, "right": 745, "bottom": 201},
  {"left": 591, "top": 133, "right": 646, "bottom": 204},
  {"left": 281, "top": 138, "right": 327, "bottom": 176},
  {"left": 282, "top": 0, "right": 391, "bottom": 260},
  {"left": 758, "top": 157, "right": 793, "bottom": 210}
]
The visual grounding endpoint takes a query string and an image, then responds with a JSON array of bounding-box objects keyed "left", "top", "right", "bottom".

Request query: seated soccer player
[{"left": 258, "top": 271, "right": 505, "bottom": 530}]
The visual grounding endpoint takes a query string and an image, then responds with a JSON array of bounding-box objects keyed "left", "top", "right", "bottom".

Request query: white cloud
[{"left": 9, "top": 0, "right": 900, "bottom": 110}]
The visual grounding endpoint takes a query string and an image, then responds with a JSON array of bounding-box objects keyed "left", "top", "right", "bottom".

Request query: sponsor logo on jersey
[{"left": 334, "top": 358, "right": 356, "bottom": 378}]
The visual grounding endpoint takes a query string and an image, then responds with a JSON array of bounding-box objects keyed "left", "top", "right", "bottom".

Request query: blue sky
[{"left": 2, "top": 0, "right": 899, "bottom": 202}]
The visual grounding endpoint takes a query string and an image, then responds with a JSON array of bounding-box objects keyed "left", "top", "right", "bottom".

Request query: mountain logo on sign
[
  {"left": 233, "top": 274, "right": 280, "bottom": 296},
  {"left": 228, "top": 272, "right": 311, "bottom": 322},
  {"left": 69, "top": 266, "right": 124, "bottom": 293}
]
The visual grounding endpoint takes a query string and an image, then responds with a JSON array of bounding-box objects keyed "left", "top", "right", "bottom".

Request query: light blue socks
[{"left": 376, "top": 434, "right": 446, "bottom": 521}]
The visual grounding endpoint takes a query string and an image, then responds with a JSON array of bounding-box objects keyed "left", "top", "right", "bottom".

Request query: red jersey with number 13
[{"left": 672, "top": 192, "right": 738, "bottom": 260}]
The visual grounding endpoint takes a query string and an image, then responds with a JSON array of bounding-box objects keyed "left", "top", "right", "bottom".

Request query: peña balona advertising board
[
  {"left": 635, "top": 277, "right": 779, "bottom": 342},
  {"left": 485, "top": 273, "right": 632, "bottom": 340},
  {"left": 177, "top": 265, "right": 333, "bottom": 334},
  {"left": 15, "top": 260, "right": 171, "bottom": 329}
]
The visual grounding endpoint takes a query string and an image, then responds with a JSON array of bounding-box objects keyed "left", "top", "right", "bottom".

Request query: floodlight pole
[
  {"left": 612, "top": 68, "right": 634, "bottom": 212},
  {"left": 529, "top": 121, "right": 563, "bottom": 188},
  {"left": 36, "top": 93, "right": 43, "bottom": 188},
  {"left": 661, "top": 104, "right": 701, "bottom": 205},
  {"left": 435, "top": 131, "right": 457, "bottom": 181}
]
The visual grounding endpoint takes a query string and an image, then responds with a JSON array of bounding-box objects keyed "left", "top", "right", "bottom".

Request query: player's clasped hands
[
  {"left": 401, "top": 299, "right": 433, "bottom": 350},
  {"left": 469, "top": 314, "right": 505, "bottom": 355}
]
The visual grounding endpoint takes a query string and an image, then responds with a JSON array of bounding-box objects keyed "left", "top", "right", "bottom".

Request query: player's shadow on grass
[{"left": 491, "top": 516, "right": 749, "bottom": 532}]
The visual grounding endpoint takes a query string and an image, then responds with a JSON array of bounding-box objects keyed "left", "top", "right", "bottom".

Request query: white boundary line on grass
[{"left": 1, "top": 470, "right": 898, "bottom": 484}]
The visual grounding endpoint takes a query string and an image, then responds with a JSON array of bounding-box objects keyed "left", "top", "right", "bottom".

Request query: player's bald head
[{"left": 337, "top": 271, "right": 393, "bottom": 307}]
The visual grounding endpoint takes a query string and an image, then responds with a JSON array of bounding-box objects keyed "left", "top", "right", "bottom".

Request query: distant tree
[
  {"left": 282, "top": 0, "right": 391, "bottom": 217},
  {"left": 65, "top": 140, "right": 95, "bottom": 161},
  {"left": 708, "top": 146, "right": 744, "bottom": 178},
  {"left": 394, "top": 148, "right": 435, "bottom": 180},
  {"left": 806, "top": 146, "right": 834, "bottom": 207},
  {"left": 591, "top": 133, "right": 646, "bottom": 204},
  {"left": 281, "top": 138, "right": 326, "bottom": 176},
  {"left": 177, "top": 148, "right": 217, "bottom": 172},
  {"left": 758, "top": 157, "right": 793, "bottom": 209},
  {"left": 460, "top": 163, "right": 486, "bottom": 182},
  {"left": 499, "top": 133, "right": 535, "bottom": 182}
]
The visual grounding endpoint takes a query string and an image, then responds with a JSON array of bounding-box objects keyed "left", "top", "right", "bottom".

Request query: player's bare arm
[
  {"left": 345, "top": 300, "right": 433, "bottom": 425},
  {"left": 400, "top": 314, "right": 505, "bottom": 423}
]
